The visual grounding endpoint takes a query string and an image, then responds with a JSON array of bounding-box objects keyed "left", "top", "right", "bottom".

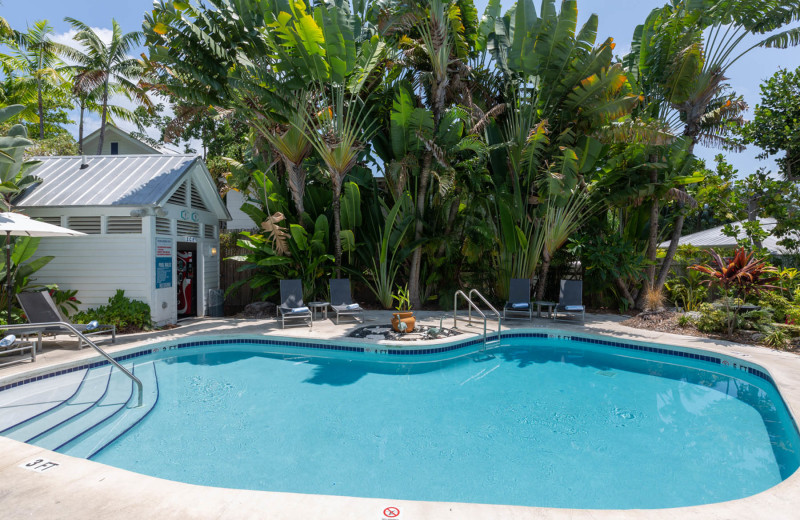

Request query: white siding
[
  {"left": 30, "top": 235, "right": 149, "bottom": 311},
  {"left": 225, "top": 190, "right": 256, "bottom": 230}
]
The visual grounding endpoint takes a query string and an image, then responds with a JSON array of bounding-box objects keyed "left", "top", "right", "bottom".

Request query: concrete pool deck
[{"left": 1, "top": 311, "right": 799, "bottom": 519}]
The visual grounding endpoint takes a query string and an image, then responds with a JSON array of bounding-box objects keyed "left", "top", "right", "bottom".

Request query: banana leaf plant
[
  {"left": 0, "top": 236, "right": 54, "bottom": 323},
  {"left": 689, "top": 247, "right": 781, "bottom": 334}
]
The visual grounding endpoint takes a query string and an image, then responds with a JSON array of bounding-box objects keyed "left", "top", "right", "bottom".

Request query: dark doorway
[{"left": 177, "top": 242, "right": 197, "bottom": 318}]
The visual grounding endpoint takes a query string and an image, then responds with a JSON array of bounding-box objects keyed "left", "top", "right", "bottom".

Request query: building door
[{"left": 177, "top": 242, "right": 197, "bottom": 318}]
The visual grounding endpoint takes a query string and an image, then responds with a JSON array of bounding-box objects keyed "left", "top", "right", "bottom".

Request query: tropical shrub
[
  {"left": 763, "top": 329, "right": 790, "bottom": 350},
  {"left": 664, "top": 269, "right": 709, "bottom": 311},
  {"left": 690, "top": 248, "right": 780, "bottom": 334},
  {"left": 757, "top": 291, "right": 794, "bottom": 323},
  {"left": 694, "top": 303, "right": 733, "bottom": 334},
  {"left": 47, "top": 286, "right": 81, "bottom": 317},
  {"left": 73, "top": 290, "right": 152, "bottom": 332}
]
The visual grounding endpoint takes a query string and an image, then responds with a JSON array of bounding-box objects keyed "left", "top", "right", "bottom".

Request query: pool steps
[
  {"left": 0, "top": 369, "right": 88, "bottom": 432},
  {"left": 3, "top": 366, "right": 112, "bottom": 442},
  {"left": 0, "top": 362, "right": 159, "bottom": 458},
  {"left": 59, "top": 362, "right": 158, "bottom": 459}
]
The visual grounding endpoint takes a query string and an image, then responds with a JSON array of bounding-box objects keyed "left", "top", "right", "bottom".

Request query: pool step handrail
[
  {"left": 453, "top": 290, "right": 501, "bottom": 349},
  {"left": 468, "top": 289, "right": 502, "bottom": 345},
  {"left": 2, "top": 321, "right": 143, "bottom": 408}
]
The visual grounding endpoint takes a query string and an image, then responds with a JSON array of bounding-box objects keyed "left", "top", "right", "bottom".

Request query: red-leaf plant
[{"left": 689, "top": 247, "right": 781, "bottom": 335}]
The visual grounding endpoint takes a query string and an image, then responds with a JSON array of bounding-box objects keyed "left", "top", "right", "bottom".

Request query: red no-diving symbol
[{"left": 383, "top": 506, "right": 400, "bottom": 518}]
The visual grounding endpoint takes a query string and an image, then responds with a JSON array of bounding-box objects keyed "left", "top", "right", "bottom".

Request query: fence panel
[{"left": 220, "top": 244, "right": 259, "bottom": 315}]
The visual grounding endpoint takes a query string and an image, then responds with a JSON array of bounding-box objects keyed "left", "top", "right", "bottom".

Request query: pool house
[{"left": 14, "top": 154, "right": 230, "bottom": 325}]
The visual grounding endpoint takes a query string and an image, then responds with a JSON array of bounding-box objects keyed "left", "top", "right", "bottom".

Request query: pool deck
[{"left": 1, "top": 311, "right": 799, "bottom": 519}]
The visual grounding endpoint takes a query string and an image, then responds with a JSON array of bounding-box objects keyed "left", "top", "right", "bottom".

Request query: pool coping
[{"left": 1, "top": 312, "right": 800, "bottom": 519}]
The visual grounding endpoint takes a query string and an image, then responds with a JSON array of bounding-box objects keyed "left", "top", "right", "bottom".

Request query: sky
[{"left": 3, "top": 0, "right": 800, "bottom": 175}]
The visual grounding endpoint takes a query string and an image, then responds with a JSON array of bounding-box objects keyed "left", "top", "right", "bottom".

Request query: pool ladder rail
[
  {"left": 444, "top": 289, "right": 502, "bottom": 349},
  {"left": 3, "top": 321, "right": 144, "bottom": 408}
]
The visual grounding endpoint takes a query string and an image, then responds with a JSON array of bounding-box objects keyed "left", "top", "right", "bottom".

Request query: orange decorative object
[{"left": 391, "top": 312, "right": 416, "bottom": 333}]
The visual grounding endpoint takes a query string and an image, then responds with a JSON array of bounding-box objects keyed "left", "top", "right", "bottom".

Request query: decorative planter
[{"left": 391, "top": 311, "right": 416, "bottom": 333}]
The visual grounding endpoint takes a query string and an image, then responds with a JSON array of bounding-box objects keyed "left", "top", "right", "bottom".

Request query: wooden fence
[{"left": 220, "top": 243, "right": 259, "bottom": 315}]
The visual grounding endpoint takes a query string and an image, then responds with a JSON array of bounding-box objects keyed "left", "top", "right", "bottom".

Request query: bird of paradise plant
[{"left": 689, "top": 247, "right": 780, "bottom": 334}]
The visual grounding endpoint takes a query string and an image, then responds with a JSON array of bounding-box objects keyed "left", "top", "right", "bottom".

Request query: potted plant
[{"left": 391, "top": 285, "right": 415, "bottom": 333}]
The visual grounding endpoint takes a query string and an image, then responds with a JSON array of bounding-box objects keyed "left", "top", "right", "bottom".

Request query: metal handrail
[
  {"left": 468, "top": 288, "right": 502, "bottom": 344},
  {"left": 2, "top": 322, "right": 143, "bottom": 407},
  {"left": 454, "top": 290, "right": 492, "bottom": 349}
]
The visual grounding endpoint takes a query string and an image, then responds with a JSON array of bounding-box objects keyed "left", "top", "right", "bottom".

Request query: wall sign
[{"left": 155, "top": 237, "right": 173, "bottom": 289}]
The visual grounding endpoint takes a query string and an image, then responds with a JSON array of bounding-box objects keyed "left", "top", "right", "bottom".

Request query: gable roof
[
  {"left": 660, "top": 218, "right": 797, "bottom": 255},
  {"left": 15, "top": 155, "right": 229, "bottom": 219},
  {"left": 82, "top": 124, "right": 162, "bottom": 155}
]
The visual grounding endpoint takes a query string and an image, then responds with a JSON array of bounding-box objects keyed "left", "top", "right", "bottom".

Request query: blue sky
[{"left": 4, "top": 0, "right": 799, "bottom": 175}]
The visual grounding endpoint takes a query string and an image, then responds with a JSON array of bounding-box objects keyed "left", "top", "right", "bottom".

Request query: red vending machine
[{"left": 177, "top": 250, "right": 195, "bottom": 316}]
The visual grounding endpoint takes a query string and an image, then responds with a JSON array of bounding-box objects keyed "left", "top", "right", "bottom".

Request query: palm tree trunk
[
  {"left": 535, "top": 250, "right": 552, "bottom": 301},
  {"left": 78, "top": 102, "right": 86, "bottom": 155},
  {"left": 96, "top": 79, "right": 110, "bottom": 155},
  {"left": 408, "top": 152, "right": 433, "bottom": 308},
  {"left": 332, "top": 179, "right": 343, "bottom": 278},
  {"left": 636, "top": 166, "right": 660, "bottom": 309},
  {"left": 37, "top": 79, "right": 44, "bottom": 138},
  {"left": 284, "top": 157, "right": 306, "bottom": 219}
]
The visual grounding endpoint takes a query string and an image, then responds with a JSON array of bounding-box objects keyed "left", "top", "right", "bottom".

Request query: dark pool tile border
[{"left": 0, "top": 331, "right": 774, "bottom": 393}]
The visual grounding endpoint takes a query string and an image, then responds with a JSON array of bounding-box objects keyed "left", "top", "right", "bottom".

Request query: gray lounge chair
[
  {"left": 16, "top": 290, "right": 116, "bottom": 349},
  {"left": 553, "top": 280, "right": 585, "bottom": 322},
  {"left": 329, "top": 279, "right": 364, "bottom": 325},
  {"left": 277, "top": 279, "right": 311, "bottom": 329},
  {"left": 503, "top": 278, "right": 532, "bottom": 320}
]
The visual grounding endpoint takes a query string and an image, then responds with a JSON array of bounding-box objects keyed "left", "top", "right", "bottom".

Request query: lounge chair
[
  {"left": 503, "top": 278, "right": 532, "bottom": 320},
  {"left": 329, "top": 279, "right": 364, "bottom": 325},
  {"left": 0, "top": 334, "right": 35, "bottom": 367},
  {"left": 553, "top": 280, "right": 585, "bottom": 323},
  {"left": 16, "top": 290, "right": 116, "bottom": 349},
  {"left": 277, "top": 279, "right": 311, "bottom": 329}
]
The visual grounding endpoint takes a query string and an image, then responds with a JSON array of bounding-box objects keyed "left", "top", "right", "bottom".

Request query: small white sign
[{"left": 19, "top": 458, "right": 60, "bottom": 473}]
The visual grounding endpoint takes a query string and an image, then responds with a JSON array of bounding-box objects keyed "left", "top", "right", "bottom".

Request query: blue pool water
[{"left": 90, "top": 337, "right": 799, "bottom": 509}]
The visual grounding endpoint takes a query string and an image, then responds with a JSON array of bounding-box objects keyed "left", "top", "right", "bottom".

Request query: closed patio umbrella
[{"left": 0, "top": 212, "right": 85, "bottom": 323}]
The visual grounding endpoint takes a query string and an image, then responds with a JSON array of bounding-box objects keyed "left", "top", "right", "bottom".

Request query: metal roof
[
  {"left": 16, "top": 155, "right": 198, "bottom": 207},
  {"left": 660, "top": 218, "right": 796, "bottom": 255}
]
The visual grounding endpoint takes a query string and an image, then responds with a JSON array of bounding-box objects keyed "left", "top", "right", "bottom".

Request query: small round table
[{"left": 308, "top": 302, "right": 330, "bottom": 321}]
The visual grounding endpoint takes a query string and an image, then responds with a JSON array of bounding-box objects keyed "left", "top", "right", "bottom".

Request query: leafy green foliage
[
  {"left": 741, "top": 65, "right": 800, "bottom": 181},
  {"left": 73, "top": 290, "right": 152, "bottom": 332}
]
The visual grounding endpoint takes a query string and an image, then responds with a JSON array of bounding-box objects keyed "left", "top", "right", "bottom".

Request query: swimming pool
[{"left": 2, "top": 331, "right": 799, "bottom": 510}]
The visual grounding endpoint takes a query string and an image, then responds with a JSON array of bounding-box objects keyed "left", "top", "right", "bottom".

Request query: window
[
  {"left": 106, "top": 216, "right": 142, "bottom": 234},
  {"left": 67, "top": 216, "right": 101, "bottom": 234},
  {"left": 110, "top": 142, "right": 119, "bottom": 155},
  {"left": 190, "top": 182, "right": 208, "bottom": 211},
  {"left": 156, "top": 217, "right": 172, "bottom": 235},
  {"left": 177, "top": 221, "right": 200, "bottom": 237},
  {"left": 37, "top": 216, "right": 62, "bottom": 226},
  {"left": 168, "top": 181, "right": 187, "bottom": 206}
]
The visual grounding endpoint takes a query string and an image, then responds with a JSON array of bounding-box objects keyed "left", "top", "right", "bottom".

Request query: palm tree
[
  {"left": 61, "top": 18, "right": 150, "bottom": 155},
  {"left": 0, "top": 20, "right": 70, "bottom": 138},
  {"left": 626, "top": 0, "right": 800, "bottom": 297}
]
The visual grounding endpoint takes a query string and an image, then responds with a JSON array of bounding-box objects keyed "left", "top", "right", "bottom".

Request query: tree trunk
[
  {"left": 436, "top": 197, "right": 460, "bottom": 257},
  {"left": 78, "top": 103, "right": 85, "bottom": 155},
  {"left": 284, "top": 157, "right": 306, "bottom": 219},
  {"left": 408, "top": 152, "right": 433, "bottom": 309},
  {"left": 636, "top": 165, "right": 660, "bottom": 309},
  {"left": 615, "top": 277, "right": 635, "bottom": 308},
  {"left": 535, "top": 250, "right": 552, "bottom": 301},
  {"left": 96, "top": 79, "right": 110, "bottom": 155},
  {"left": 748, "top": 196, "right": 762, "bottom": 250},
  {"left": 331, "top": 177, "right": 343, "bottom": 278},
  {"left": 655, "top": 208, "right": 685, "bottom": 291},
  {"left": 37, "top": 79, "right": 44, "bottom": 138}
]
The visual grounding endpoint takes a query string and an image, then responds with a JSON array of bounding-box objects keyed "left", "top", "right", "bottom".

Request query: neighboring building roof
[
  {"left": 17, "top": 155, "right": 197, "bottom": 207},
  {"left": 82, "top": 124, "right": 162, "bottom": 155},
  {"left": 660, "top": 218, "right": 796, "bottom": 255}
]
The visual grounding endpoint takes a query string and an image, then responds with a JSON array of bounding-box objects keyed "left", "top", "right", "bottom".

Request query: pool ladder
[{"left": 442, "top": 289, "right": 501, "bottom": 349}]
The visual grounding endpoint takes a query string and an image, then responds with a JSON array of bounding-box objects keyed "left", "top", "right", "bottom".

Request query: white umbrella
[{"left": 0, "top": 212, "right": 85, "bottom": 323}]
